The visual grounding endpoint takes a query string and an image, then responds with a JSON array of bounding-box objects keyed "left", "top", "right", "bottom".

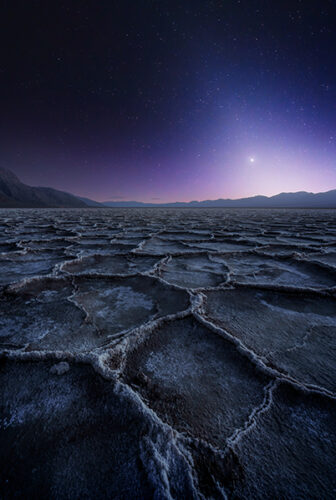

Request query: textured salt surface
[{"left": 0, "top": 207, "right": 335, "bottom": 499}]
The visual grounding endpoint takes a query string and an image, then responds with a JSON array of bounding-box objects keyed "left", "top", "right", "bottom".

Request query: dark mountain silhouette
[
  {"left": 0, "top": 168, "right": 86, "bottom": 208},
  {"left": 0, "top": 168, "right": 335, "bottom": 208},
  {"left": 103, "top": 190, "right": 336, "bottom": 208}
]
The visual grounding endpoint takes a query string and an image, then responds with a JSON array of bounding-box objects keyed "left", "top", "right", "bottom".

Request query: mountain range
[
  {"left": 0, "top": 167, "right": 335, "bottom": 208},
  {"left": 0, "top": 168, "right": 86, "bottom": 208}
]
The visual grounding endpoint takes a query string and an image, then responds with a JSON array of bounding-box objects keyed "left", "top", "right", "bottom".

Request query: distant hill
[
  {"left": 103, "top": 190, "right": 336, "bottom": 208},
  {"left": 78, "top": 196, "right": 103, "bottom": 207},
  {"left": 0, "top": 168, "right": 87, "bottom": 208},
  {"left": 103, "top": 200, "right": 154, "bottom": 207}
]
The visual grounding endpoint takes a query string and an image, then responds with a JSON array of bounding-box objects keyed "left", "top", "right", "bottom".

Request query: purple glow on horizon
[{"left": 12, "top": 127, "right": 336, "bottom": 203}]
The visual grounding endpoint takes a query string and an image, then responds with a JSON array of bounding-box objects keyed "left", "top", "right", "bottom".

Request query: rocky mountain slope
[{"left": 0, "top": 168, "right": 86, "bottom": 208}]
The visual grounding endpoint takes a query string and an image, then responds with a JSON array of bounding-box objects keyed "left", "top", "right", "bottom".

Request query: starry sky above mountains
[{"left": 1, "top": 1, "right": 336, "bottom": 202}]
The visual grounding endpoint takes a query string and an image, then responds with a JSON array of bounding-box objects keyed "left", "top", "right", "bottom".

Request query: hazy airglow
[{"left": 2, "top": 1, "right": 336, "bottom": 203}]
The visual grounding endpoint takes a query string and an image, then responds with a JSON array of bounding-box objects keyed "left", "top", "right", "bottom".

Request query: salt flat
[{"left": 0, "top": 208, "right": 335, "bottom": 499}]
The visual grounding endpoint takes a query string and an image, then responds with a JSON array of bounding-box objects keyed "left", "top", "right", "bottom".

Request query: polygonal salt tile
[
  {"left": 123, "top": 316, "right": 269, "bottom": 448},
  {"left": 0, "top": 250, "right": 69, "bottom": 286},
  {"left": 159, "top": 254, "right": 228, "bottom": 288},
  {"left": 137, "top": 237, "right": 199, "bottom": 255},
  {"left": 68, "top": 242, "right": 136, "bottom": 257},
  {"left": 187, "top": 239, "right": 255, "bottom": 253},
  {"left": 304, "top": 251, "right": 336, "bottom": 269},
  {"left": 157, "top": 231, "right": 212, "bottom": 242},
  {"left": 232, "top": 383, "right": 336, "bottom": 499},
  {"left": 256, "top": 243, "right": 312, "bottom": 256},
  {"left": 22, "top": 238, "right": 75, "bottom": 250},
  {"left": 0, "top": 278, "right": 97, "bottom": 352},
  {"left": 204, "top": 288, "right": 336, "bottom": 392},
  {"left": 61, "top": 253, "right": 159, "bottom": 276},
  {"left": 71, "top": 275, "right": 190, "bottom": 337},
  {"left": 0, "top": 359, "right": 195, "bottom": 498},
  {"left": 215, "top": 252, "right": 336, "bottom": 288}
]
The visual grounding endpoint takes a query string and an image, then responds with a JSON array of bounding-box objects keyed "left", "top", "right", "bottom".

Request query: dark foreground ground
[{"left": 0, "top": 208, "right": 335, "bottom": 499}]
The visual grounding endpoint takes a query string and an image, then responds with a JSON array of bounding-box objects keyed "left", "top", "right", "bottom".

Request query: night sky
[{"left": 1, "top": 1, "right": 336, "bottom": 202}]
